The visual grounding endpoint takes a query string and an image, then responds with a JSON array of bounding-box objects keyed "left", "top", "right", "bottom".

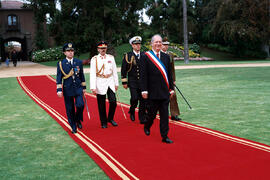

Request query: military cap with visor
[
  {"left": 97, "top": 41, "right": 108, "bottom": 48},
  {"left": 162, "top": 37, "right": 170, "bottom": 45},
  {"left": 63, "top": 43, "right": 75, "bottom": 52},
  {"left": 129, "top": 36, "right": 142, "bottom": 45}
]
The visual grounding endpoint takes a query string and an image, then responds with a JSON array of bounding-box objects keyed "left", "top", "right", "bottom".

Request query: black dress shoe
[
  {"left": 72, "top": 129, "right": 77, "bottom": 134},
  {"left": 144, "top": 126, "right": 150, "bottom": 136},
  {"left": 101, "top": 124, "right": 107, "bottom": 128},
  {"left": 109, "top": 120, "right": 118, "bottom": 126},
  {"left": 162, "top": 137, "right": 173, "bottom": 144},
  {"left": 77, "top": 122, "right": 82, "bottom": 129},
  {"left": 130, "top": 114, "right": 135, "bottom": 121},
  {"left": 171, "top": 115, "right": 182, "bottom": 121}
]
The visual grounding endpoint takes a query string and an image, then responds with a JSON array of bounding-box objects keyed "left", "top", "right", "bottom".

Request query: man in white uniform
[{"left": 90, "top": 41, "right": 119, "bottom": 128}]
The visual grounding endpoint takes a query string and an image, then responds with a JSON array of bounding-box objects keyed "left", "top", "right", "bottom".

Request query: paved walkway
[{"left": 1, "top": 61, "right": 270, "bottom": 78}]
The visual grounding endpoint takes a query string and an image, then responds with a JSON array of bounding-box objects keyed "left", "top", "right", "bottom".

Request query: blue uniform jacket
[{"left": 56, "top": 58, "right": 86, "bottom": 97}]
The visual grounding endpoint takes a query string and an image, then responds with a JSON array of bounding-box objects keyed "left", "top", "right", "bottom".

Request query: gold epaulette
[
  {"left": 59, "top": 61, "right": 74, "bottom": 79},
  {"left": 125, "top": 53, "right": 135, "bottom": 72}
]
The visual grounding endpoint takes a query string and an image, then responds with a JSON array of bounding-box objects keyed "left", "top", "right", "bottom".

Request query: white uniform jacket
[{"left": 90, "top": 54, "right": 119, "bottom": 95}]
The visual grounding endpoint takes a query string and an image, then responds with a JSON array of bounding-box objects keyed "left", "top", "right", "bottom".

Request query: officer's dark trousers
[
  {"left": 129, "top": 88, "right": 146, "bottom": 122},
  {"left": 96, "top": 88, "right": 117, "bottom": 126},
  {"left": 145, "top": 98, "right": 170, "bottom": 139},
  {"left": 64, "top": 94, "right": 84, "bottom": 131}
]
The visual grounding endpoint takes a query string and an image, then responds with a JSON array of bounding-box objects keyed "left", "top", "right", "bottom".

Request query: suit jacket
[
  {"left": 56, "top": 58, "right": 86, "bottom": 97},
  {"left": 121, "top": 51, "right": 144, "bottom": 89},
  {"left": 168, "top": 51, "right": 176, "bottom": 82},
  {"left": 90, "top": 54, "right": 119, "bottom": 95},
  {"left": 140, "top": 51, "right": 174, "bottom": 100}
]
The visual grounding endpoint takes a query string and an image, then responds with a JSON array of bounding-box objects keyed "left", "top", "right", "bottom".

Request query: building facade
[{"left": 0, "top": 0, "right": 36, "bottom": 61}]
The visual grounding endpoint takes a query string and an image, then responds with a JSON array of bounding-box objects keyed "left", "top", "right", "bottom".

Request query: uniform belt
[{"left": 96, "top": 73, "right": 112, "bottom": 78}]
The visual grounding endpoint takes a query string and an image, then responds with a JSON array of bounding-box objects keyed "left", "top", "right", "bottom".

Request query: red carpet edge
[
  {"left": 17, "top": 76, "right": 137, "bottom": 180},
  {"left": 17, "top": 75, "right": 270, "bottom": 180}
]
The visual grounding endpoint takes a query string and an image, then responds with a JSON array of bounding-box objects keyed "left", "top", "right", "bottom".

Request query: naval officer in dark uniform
[
  {"left": 121, "top": 36, "right": 146, "bottom": 124},
  {"left": 56, "top": 43, "right": 86, "bottom": 134}
]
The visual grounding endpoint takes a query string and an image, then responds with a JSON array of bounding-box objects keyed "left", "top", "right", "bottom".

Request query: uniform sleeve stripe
[{"left": 121, "top": 78, "right": 128, "bottom": 82}]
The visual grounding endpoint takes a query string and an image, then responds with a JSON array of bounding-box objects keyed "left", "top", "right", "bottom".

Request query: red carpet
[{"left": 18, "top": 75, "right": 270, "bottom": 180}]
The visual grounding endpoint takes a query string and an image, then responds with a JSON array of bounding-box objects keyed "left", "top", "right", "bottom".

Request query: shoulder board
[{"left": 91, "top": 55, "right": 98, "bottom": 59}]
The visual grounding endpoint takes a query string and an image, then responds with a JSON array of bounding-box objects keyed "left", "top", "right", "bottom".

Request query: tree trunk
[{"left": 182, "top": 0, "right": 189, "bottom": 64}]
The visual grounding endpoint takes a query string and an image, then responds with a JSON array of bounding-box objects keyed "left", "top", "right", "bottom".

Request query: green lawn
[
  {"left": 0, "top": 78, "right": 108, "bottom": 180},
  {"left": 1, "top": 66, "right": 270, "bottom": 179}
]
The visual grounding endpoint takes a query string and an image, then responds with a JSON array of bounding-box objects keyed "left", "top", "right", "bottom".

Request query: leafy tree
[
  {"left": 48, "top": 0, "right": 146, "bottom": 58},
  {"left": 25, "top": 0, "right": 56, "bottom": 50},
  {"left": 195, "top": 0, "right": 269, "bottom": 57},
  {"left": 145, "top": 0, "right": 197, "bottom": 44},
  {"left": 212, "top": 0, "right": 269, "bottom": 57}
]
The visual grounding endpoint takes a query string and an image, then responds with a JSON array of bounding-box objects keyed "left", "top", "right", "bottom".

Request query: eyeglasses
[{"left": 66, "top": 50, "right": 74, "bottom": 52}]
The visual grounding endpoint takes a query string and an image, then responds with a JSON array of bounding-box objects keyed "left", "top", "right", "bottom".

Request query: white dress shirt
[
  {"left": 133, "top": 50, "right": 140, "bottom": 59},
  {"left": 67, "top": 58, "right": 73, "bottom": 65}
]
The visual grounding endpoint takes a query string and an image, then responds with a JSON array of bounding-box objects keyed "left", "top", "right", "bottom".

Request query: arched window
[{"left": 8, "top": 15, "right": 17, "bottom": 26}]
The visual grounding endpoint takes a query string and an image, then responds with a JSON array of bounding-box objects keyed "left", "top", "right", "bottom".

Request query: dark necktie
[{"left": 156, "top": 53, "right": 159, "bottom": 59}]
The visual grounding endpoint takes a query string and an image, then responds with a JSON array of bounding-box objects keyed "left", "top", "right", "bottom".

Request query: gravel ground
[{"left": 1, "top": 61, "right": 270, "bottom": 78}]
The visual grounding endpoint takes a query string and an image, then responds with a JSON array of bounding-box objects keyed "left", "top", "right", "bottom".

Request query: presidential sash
[{"left": 145, "top": 51, "right": 169, "bottom": 89}]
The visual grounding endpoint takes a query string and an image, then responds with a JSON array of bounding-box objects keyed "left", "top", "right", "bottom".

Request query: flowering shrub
[
  {"left": 170, "top": 43, "right": 200, "bottom": 58},
  {"left": 32, "top": 47, "right": 65, "bottom": 62},
  {"left": 143, "top": 42, "right": 200, "bottom": 58}
]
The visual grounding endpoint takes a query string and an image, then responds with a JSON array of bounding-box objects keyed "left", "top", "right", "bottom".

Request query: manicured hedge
[{"left": 32, "top": 47, "right": 65, "bottom": 62}]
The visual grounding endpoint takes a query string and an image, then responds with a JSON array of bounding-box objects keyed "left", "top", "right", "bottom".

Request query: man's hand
[
  {"left": 123, "top": 84, "right": 128, "bottom": 89},
  {"left": 57, "top": 92, "right": 63, "bottom": 98},
  {"left": 170, "top": 91, "right": 175, "bottom": 99},
  {"left": 83, "top": 89, "right": 86, "bottom": 94},
  {"left": 91, "top": 89, "right": 96, "bottom": 95}
]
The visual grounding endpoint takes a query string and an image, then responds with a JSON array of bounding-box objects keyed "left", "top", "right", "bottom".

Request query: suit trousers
[
  {"left": 169, "top": 93, "right": 180, "bottom": 117},
  {"left": 129, "top": 87, "right": 146, "bottom": 122},
  {"left": 64, "top": 94, "right": 84, "bottom": 132},
  {"left": 145, "top": 98, "right": 170, "bottom": 138},
  {"left": 96, "top": 88, "right": 117, "bottom": 126}
]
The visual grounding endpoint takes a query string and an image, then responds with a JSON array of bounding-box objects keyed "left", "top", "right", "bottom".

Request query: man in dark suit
[
  {"left": 140, "top": 34, "right": 175, "bottom": 144},
  {"left": 56, "top": 43, "right": 86, "bottom": 134},
  {"left": 121, "top": 36, "right": 146, "bottom": 124}
]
